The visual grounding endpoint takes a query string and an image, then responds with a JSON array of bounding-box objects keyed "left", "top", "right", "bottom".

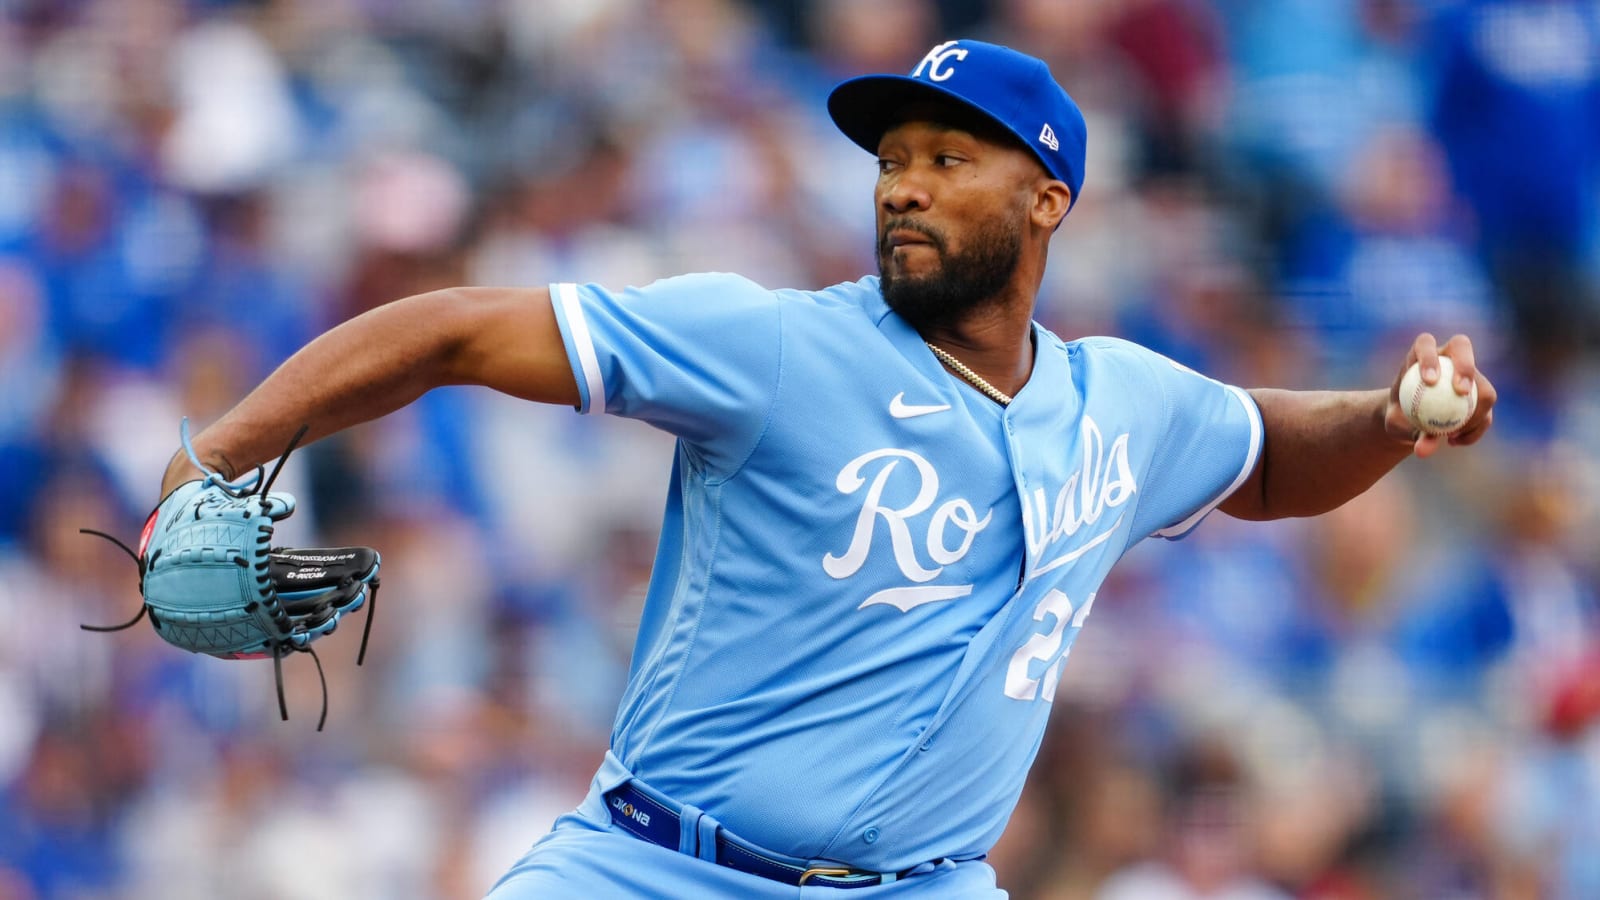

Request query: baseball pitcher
[{"left": 137, "top": 41, "right": 1496, "bottom": 897}]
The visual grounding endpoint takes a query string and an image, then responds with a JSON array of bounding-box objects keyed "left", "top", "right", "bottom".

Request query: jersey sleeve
[
  {"left": 549, "top": 273, "right": 782, "bottom": 472},
  {"left": 1120, "top": 346, "right": 1263, "bottom": 542}
]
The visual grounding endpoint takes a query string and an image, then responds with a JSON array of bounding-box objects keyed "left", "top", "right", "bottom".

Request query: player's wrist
[
  {"left": 1373, "top": 389, "right": 1418, "bottom": 448},
  {"left": 160, "top": 451, "right": 214, "bottom": 498}
]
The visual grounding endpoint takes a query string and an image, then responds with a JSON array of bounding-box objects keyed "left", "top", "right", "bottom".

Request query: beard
[{"left": 878, "top": 215, "right": 1023, "bottom": 331}]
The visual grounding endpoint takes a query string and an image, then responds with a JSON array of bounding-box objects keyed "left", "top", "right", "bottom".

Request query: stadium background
[{"left": 2, "top": 0, "right": 1598, "bottom": 897}]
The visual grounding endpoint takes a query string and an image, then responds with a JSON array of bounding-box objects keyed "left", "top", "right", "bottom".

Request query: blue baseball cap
[{"left": 828, "top": 40, "right": 1087, "bottom": 210}]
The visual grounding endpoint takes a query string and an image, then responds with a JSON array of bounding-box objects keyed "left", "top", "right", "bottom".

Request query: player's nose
[{"left": 880, "top": 170, "right": 932, "bottom": 215}]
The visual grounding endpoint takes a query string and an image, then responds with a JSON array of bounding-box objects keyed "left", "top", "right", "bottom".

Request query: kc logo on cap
[
  {"left": 827, "top": 39, "right": 1089, "bottom": 211},
  {"left": 912, "top": 40, "right": 969, "bottom": 82}
]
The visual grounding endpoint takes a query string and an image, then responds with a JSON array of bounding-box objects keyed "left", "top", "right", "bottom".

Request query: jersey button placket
[
  {"left": 1004, "top": 413, "right": 1031, "bottom": 585},
  {"left": 863, "top": 827, "right": 880, "bottom": 843}
]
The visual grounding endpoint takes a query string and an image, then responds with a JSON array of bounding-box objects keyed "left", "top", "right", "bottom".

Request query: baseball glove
[{"left": 81, "top": 421, "right": 380, "bottom": 730}]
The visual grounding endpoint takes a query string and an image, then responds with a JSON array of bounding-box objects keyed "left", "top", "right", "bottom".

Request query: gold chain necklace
[{"left": 926, "top": 342, "right": 1013, "bottom": 406}]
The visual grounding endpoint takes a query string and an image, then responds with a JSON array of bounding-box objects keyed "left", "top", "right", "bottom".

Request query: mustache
[{"left": 878, "top": 218, "right": 948, "bottom": 257}]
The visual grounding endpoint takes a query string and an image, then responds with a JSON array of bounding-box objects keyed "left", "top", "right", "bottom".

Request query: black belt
[{"left": 603, "top": 782, "right": 918, "bottom": 889}]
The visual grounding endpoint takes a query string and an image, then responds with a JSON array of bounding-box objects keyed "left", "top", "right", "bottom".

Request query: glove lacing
[{"left": 80, "top": 421, "right": 379, "bottom": 732}]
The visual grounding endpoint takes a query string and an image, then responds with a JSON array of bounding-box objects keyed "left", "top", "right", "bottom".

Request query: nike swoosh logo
[{"left": 889, "top": 392, "right": 952, "bottom": 419}]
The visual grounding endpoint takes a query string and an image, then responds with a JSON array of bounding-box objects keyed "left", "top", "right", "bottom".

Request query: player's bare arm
[
  {"left": 1219, "top": 332, "right": 1497, "bottom": 521},
  {"left": 160, "top": 286, "right": 577, "bottom": 496},
  {"left": 125, "top": 286, "right": 570, "bottom": 727}
]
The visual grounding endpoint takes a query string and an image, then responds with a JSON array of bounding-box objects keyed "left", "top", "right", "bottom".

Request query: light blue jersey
[{"left": 545, "top": 273, "right": 1262, "bottom": 873}]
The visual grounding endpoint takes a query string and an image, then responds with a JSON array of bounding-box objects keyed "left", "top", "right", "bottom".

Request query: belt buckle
[{"left": 798, "top": 866, "right": 856, "bottom": 886}]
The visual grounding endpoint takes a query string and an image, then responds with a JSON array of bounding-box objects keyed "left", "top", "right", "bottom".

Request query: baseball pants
[{"left": 484, "top": 756, "right": 1006, "bottom": 898}]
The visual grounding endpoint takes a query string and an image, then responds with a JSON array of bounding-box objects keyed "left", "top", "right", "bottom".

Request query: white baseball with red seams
[{"left": 1399, "top": 356, "right": 1478, "bottom": 436}]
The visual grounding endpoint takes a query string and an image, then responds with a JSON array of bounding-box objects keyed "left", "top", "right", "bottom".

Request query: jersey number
[{"left": 1004, "top": 590, "right": 1094, "bottom": 702}]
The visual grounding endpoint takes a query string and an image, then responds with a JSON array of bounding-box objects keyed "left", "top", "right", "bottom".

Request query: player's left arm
[{"left": 1219, "top": 333, "right": 1496, "bottom": 521}]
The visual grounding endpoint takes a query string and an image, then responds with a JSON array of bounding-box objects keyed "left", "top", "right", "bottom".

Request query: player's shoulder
[
  {"left": 614, "top": 272, "right": 883, "bottom": 316},
  {"left": 774, "top": 275, "right": 886, "bottom": 316},
  {"left": 624, "top": 271, "right": 776, "bottom": 302},
  {"left": 1049, "top": 331, "right": 1175, "bottom": 376},
  {"left": 1046, "top": 332, "right": 1229, "bottom": 406}
]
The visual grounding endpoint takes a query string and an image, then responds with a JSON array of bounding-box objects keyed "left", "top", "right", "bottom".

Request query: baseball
[{"left": 1398, "top": 356, "right": 1477, "bottom": 436}]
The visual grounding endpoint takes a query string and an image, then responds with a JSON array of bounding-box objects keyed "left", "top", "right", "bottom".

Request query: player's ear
[{"left": 1032, "top": 180, "right": 1070, "bottom": 231}]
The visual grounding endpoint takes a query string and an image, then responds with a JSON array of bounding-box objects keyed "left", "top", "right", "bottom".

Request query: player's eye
[
  {"left": 876, "top": 158, "right": 900, "bottom": 175},
  {"left": 935, "top": 154, "right": 965, "bottom": 167}
]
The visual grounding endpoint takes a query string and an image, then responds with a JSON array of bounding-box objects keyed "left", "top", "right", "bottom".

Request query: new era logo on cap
[{"left": 826, "top": 39, "right": 1088, "bottom": 210}]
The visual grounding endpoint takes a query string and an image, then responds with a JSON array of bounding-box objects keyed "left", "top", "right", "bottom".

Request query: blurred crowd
[{"left": 1, "top": 0, "right": 1599, "bottom": 897}]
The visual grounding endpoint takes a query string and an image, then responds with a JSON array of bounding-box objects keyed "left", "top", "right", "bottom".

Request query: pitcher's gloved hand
[{"left": 81, "top": 420, "right": 380, "bottom": 731}]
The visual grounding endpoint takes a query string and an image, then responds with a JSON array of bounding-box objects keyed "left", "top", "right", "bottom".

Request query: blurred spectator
[
  {"left": 1095, "top": 740, "right": 1290, "bottom": 900},
  {"left": 1102, "top": 0, "right": 1228, "bottom": 178},
  {"left": 0, "top": 260, "right": 60, "bottom": 546},
  {"left": 1424, "top": 0, "right": 1600, "bottom": 368},
  {"left": 1279, "top": 125, "right": 1503, "bottom": 375}
]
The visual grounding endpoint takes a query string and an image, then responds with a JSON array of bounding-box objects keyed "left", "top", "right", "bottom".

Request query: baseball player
[{"left": 154, "top": 41, "right": 1496, "bottom": 897}]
